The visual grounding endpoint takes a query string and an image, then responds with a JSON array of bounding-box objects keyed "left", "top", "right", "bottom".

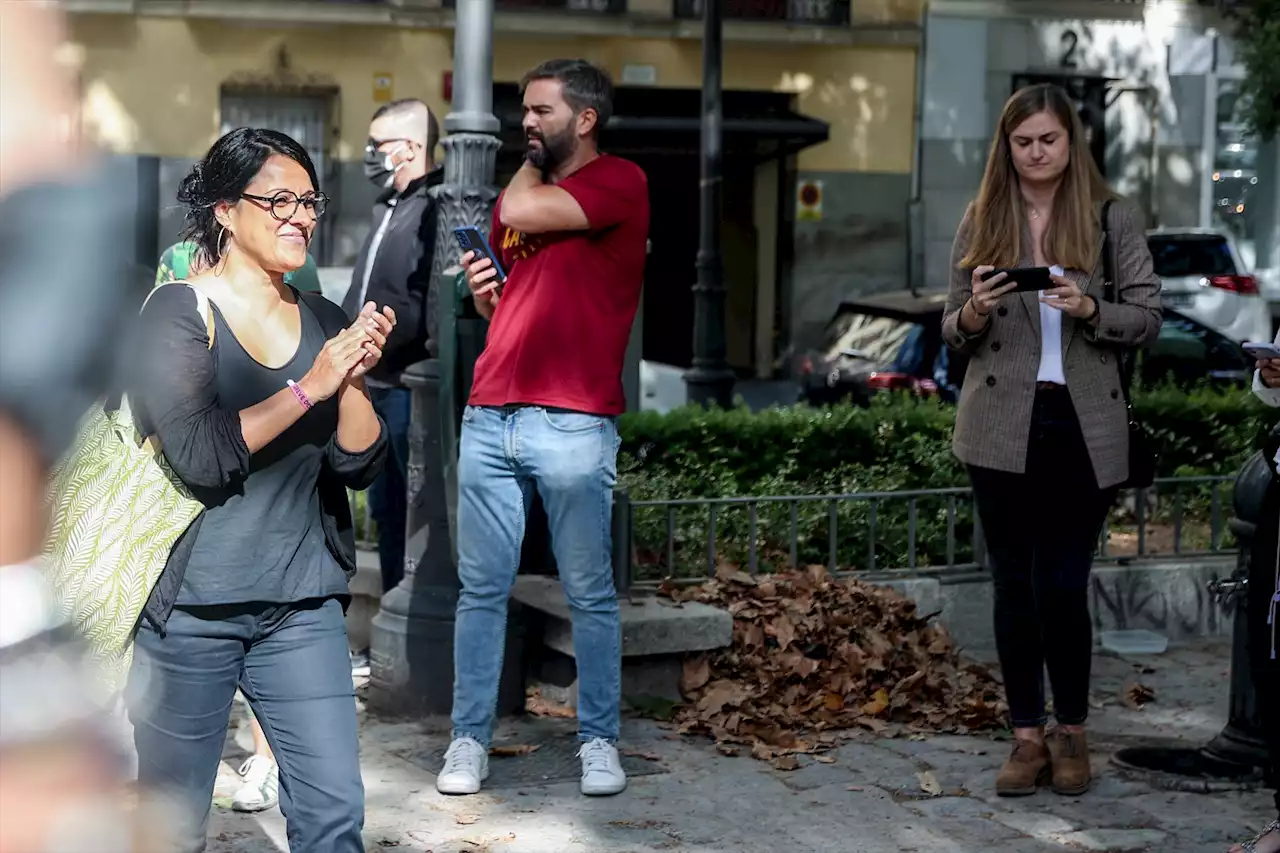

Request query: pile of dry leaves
[{"left": 660, "top": 565, "right": 1007, "bottom": 761}]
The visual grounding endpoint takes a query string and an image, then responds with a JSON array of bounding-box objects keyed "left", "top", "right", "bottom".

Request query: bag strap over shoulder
[
  {"left": 144, "top": 281, "right": 215, "bottom": 350},
  {"left": 1098, "top": 198, "right": 1138, "bottom": 401}
]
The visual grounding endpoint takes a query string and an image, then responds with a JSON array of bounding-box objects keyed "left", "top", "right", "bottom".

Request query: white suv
[{"left": 1145, "top": 228, "right": 1271, "bottom": 344}]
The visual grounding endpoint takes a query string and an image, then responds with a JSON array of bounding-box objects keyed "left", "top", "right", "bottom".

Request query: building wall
[
  {"left": 919, "top": 6, "right": 1217, "bottom": 293},
  {"left": 67, "top": 13, "right": 917, "bottom": 354}
]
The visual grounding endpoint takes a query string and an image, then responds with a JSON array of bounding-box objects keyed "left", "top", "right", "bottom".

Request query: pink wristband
[{"left": 286, "top": 380, "right": 313, "bottom": 412}]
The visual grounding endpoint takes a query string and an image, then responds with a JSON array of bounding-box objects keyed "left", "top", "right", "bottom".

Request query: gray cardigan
[{"left": 941, "top": 199, "right": 1162, "bottom": 489}]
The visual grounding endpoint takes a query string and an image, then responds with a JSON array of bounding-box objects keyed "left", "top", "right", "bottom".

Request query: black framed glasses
[{"left": 241, "top": 190, "right": 329, "bottom": 221}]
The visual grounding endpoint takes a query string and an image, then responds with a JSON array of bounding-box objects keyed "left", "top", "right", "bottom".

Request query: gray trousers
[{"left": 128, "top": 597, "right": 364, "bottom": 852}]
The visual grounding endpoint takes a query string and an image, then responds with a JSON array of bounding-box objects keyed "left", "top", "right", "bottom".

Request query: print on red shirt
[{"left": 468, "top": 155, "right": 650, "bottom": 416}]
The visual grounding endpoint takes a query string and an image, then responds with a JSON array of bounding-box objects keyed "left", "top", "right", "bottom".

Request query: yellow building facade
[{"left": 66, "top": 1, "right": 922, "bottom": 372}]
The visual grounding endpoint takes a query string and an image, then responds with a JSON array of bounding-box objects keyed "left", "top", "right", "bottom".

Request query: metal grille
[{"left": 619, "top": 475, "right": 1237, "bottom": 589}]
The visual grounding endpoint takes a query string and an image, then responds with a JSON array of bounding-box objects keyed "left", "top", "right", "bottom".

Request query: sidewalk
[{"left": 208, "top": 639, "right": 1273, "bottom": 853}]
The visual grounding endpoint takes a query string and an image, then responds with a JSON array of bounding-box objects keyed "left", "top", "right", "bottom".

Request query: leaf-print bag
[{"left": 43, "top": 282, "right": 214, "bottom": 701}]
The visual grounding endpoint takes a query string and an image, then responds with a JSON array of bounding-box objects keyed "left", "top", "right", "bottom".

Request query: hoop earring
[{"left": 216, "top": 226, "right": 232, "bottom": 260}]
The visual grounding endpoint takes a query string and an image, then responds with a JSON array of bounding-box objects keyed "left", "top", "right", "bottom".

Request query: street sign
[
  {"left": 373, "top": 71, "right": 394, "bottom": 104},
  {"left": 797, "top": 179, "right": 823, "bottom": 222}
]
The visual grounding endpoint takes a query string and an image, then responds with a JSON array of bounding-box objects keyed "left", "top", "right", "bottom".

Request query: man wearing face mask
[{"left": 342, "top": 99, "right": 443, "bottom": 610}]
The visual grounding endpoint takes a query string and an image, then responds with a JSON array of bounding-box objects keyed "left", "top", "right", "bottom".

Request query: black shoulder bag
[{"left": 1100, "top": 199, "right": 1157, "bottom": 490}]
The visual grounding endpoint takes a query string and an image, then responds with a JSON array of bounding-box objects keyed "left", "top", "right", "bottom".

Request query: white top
[{"left": 1036, "top": 265, "right": 1067, "bottom": 385}]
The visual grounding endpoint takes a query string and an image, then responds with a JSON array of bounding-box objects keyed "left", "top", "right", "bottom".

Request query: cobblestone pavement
[{"left": 207, "top": 639, "right": 1274, "bottom": 853}]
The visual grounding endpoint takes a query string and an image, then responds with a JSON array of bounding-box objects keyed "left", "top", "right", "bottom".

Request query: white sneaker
[
  {"left": 436, "top": 736, "right": 489, "bottom": 795},
  {"left": 578, "top": 738, "right": 627, "bottom": 796},
  {"left": 231, "top": 755, "right": 279, "bottom": 813}
]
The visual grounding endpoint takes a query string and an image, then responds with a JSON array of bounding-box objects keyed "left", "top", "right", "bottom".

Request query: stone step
[{"left": 512, "top": 575, "right": 733, "bottom": 708}]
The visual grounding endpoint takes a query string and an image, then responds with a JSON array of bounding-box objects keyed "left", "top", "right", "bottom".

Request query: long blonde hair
[{"left": 960, "top": 84, "right": 1114, "bottom": 271}]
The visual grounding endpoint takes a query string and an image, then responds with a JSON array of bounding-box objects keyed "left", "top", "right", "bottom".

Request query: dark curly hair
[{"left": 176, "top": 127, "right": 319, "bottom": 270}]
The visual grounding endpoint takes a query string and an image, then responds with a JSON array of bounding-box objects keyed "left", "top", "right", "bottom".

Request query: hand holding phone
[
  {"left": 1243, "top": 341, "right": 1280, "bottom": 361},
  {"left": 455, "top": 224, "right": 504, "bottom": 286},
  {"left": 453, "top": 227, "right": 507, "bottom": 315},
  {"left": 982, "top": 266, "right": 1054, "bottom": 293}
]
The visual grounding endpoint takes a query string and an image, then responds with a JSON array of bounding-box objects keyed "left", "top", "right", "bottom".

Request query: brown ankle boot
[
  {"left": 995, "top": 738, "right": 1051, "bottom": 796},
  {"left": 1047, "top": 729, "right": 1091, "bottom": 795}
]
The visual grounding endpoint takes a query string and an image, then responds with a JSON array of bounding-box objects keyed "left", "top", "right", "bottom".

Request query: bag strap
[
  {"left": 1098, "top": 199, "right": 1137, "bottom": 404},
  {"left": 145, "top": 281, "right": 215, "bottom": 350},
  {"left": 112, "top": 283, "right": 216, "bottom": 428}
]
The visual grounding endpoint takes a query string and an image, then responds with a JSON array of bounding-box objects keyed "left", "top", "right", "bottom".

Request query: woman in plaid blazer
[{"left": 941, "top": 84, "right": 1162, "bottom": 799}]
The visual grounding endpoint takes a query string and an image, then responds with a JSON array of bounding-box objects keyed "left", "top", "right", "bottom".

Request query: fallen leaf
[
  {"left": 680, "top": 656, "right": 711, "bottom": 696},
  {"left": 489, "top": 744, "right": 540, "bottom": 757},
  {"left": 620, "top": 749, "right": 662, "bottom": 762},
  {"left": 772, "top": 754, "right": 800, "bottom": 771},
  {"left": 861, "top": 689, "right": 890, "bottom": 717},
  {"left": 813, "top": 755, "right": 836, "bottom": 764},
  {"left": 524, "top": 687, "right": 575, "bottom": 719},
  {"left": 1123, "top": 682, "right": 1156, "bottom": 710},
  {"left": 455, "top": 814, "right": 480, "bottom": 825},
  {"left": 917, "top": 770, "right": 942, "bottom": 796},
  {"left": 845, "top": 785, "right": 865, "bottom": 792}
]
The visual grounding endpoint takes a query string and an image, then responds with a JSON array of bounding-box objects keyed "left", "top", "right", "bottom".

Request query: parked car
[
  {"left": 797, "top": 292, "right": 1253, "bottom": 407},
  {"left": 1146, "top": 227, "right": 1271, "bottom": 345},
  {"left": 797, "top": 293, "right": 965, "bottom": 407}
]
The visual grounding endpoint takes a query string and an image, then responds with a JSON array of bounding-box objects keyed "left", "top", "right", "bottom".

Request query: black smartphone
[
  {"left": 453, "top": 226, "right": 508, "bottom": 293},
  {"left": 982, "top": 266, "right": 1054, "bottom": 293}
]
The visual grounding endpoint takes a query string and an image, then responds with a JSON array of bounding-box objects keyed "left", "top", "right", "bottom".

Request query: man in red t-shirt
[{"left": 436, "top": 59, "right": 649, "bottom": 800}]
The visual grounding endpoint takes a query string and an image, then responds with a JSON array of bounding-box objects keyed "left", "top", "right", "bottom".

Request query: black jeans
[
  {"left": 969, "top": 387, "right": 1115, "bottom": 729},
  {"left": 367, "top": 385, "right": 411, "bottom": 594},
  {"left": 128, "top": 598, "right": 364, "bottom": 852},
  {"left": 1250, "top": 478, "right": 1280, "bottom": 817}
]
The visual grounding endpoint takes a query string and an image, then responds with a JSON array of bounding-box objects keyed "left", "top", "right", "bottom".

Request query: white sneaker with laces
[
  {"left": 231, "top": 755, "right": 279, "bottom": 813},
  {"left": 578, "top": 738, "right": 627, "bottom": 796},
  {"left": 436, "top": 736, "right": 489, "bottom": 795}
]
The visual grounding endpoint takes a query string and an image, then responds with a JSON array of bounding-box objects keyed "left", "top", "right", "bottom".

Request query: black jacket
[{"left": 343, "top": 167, "right": 443, "bottom": 385}]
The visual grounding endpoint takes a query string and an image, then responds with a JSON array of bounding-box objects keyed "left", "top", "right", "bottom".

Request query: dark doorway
[
  {"left": 490, "top": 83, "right": 827, "bottom": 371},
  {"left": 1012, "top": 73, "right": 1110, "bottom": 176}
]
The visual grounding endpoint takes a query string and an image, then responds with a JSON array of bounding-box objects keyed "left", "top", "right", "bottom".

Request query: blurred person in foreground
[
  {"left": 343, "top": 99, "right": 443, "bottom": 617},
  {"left": 123, "top": 126, "right": 392, "bottom": 852},
  {"left": 1232, "top": 336, "right": 1280, "bottom": 853},
  {"left": 942, "top": 83, "right": 1161, "bottom": 797},
  {"left": 0, "top": 3, "right": 172, "bottom": 851},
  {"left": 437, "top": 59, "right": 648, "bottom": 799}
]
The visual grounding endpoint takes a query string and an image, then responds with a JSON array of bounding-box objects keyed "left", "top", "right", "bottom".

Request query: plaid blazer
[{"left": 941, "top": 199, "right": 1163, "bottom": 489}]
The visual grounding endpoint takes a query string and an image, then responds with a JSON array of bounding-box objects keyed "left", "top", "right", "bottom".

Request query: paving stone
[
  {"left": 990, "top": 810, "right": 1078, "bottom": 839},
  {"left": 1055, "top": 828, "right": 1167, "bottom": 851},
  {"left": 202, "top": 639, "right": 1258, "bottom": 853},
  {"left": 1034, "top": 790, "right": 1163, "bottom": 830}
]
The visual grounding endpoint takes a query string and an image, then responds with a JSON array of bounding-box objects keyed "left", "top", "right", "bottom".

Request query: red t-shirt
[{"left": 468, "top": 155, "right": 649, "bottom": 416}]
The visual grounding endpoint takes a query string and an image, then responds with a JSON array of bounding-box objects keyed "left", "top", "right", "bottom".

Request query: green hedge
[{"left": 617, "top": 386, "right": 1274, "bottom": 580}]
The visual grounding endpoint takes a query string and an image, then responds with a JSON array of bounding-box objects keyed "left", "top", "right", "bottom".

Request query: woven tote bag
[{"left": 43, "top": 282, "right": 214, "bottom": 699}]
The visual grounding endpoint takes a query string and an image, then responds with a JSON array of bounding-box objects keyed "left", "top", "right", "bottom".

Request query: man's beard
[{"left": 525, "top": 127, "right": 575, "bottom": 177}]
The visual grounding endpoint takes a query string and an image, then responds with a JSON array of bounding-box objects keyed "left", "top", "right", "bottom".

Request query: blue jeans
[
  {"left": 452, "top": 405, "right": 622, "bottom": 746},
  {"left": 128, "top": 598, "right": 364, "bottom": 853},
  {"left": 368, "top": 385, "right": 412, "bottom": 594}
]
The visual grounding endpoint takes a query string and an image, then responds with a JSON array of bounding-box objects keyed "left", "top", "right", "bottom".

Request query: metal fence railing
[
  {"left": 348, "top": 474, "right": 1239, "bottom": 596},
  {"left": 614, "top": 474, "right": 1239, "bottom": 595}
]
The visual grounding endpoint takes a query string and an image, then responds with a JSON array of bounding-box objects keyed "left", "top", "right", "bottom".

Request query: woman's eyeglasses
[{"left": 241, "top": 191, "right": 329, "bottom": 221}]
